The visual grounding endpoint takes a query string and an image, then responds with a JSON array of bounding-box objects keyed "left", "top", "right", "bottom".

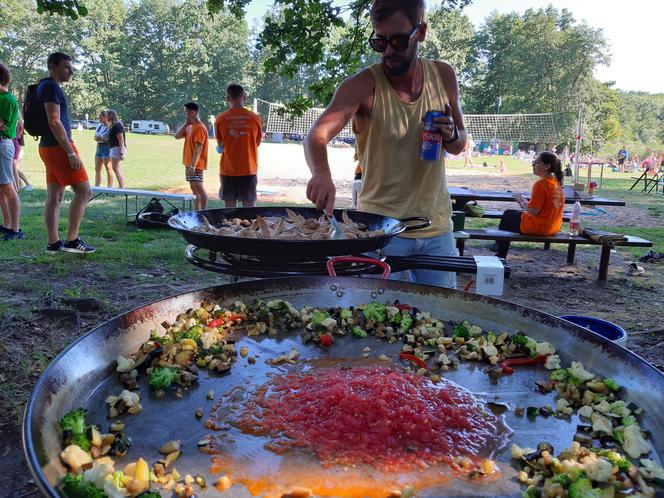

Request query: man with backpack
[{"left": 29, "top": 52, "right": 94, "bottom": 253}]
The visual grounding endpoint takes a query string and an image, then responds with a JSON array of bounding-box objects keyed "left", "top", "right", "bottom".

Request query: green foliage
[{"left": 36, "top": 0, "right": 88, "bottom": 19}]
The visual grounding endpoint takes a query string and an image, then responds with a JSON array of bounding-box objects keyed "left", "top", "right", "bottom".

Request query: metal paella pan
[
  {"left": 167, "top": 207, "right": 430, "bottom": 259},
  {"left": 24, "top": 277, "right": 664, "bottom": 497}
]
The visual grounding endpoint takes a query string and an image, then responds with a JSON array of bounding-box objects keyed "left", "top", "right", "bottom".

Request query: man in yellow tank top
[{"left": 305, "top": 0, "right": 468, "bottom": 288}]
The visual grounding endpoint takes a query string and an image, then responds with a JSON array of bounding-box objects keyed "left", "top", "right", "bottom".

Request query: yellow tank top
[{"left": 355, "top": 58, "right": 452, "bottom": 238}]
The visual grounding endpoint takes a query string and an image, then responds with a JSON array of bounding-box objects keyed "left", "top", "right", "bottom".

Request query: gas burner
[
  {"left": 185, "top": 245, "right": 385, "bottom": 278},
  {"left": 185, "top": 245, "right": 510, "bottom": 280}
]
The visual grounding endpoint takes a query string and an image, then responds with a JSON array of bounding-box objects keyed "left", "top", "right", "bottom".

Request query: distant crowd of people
[
  {"left": 0, "top": 51, "right": 262, "bottom": 251},
  {"left": 615, "top": 145, "right": 663, "bottom": 174}
]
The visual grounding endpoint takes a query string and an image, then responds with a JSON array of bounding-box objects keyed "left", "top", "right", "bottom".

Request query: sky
[{"left": 245, "top": 0, "right": 664, "bottom": 94}]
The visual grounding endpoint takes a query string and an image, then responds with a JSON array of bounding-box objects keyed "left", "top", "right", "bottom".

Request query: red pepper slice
[
  {"left": 319, "top": 334, "right": 334, "bottom": 347},
  {"left": 399, "top": 352, "right": 428, "bottom": 370},
  {"left": 229, "top": 313, "right": 246, "bottom": 322},
  {"left": 207, "top": 318, "right": 225, "bottom": 328},
  {"left": 500, "top": 354, "right": 549, "bottom": 374},
  {"left": 395, "top": 304, "right": 412, "bottom": 311}
]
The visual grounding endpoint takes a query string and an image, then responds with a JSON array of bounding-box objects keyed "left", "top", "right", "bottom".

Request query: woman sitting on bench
[{"left": 496, "top": 151, "right": 565, "bottom": 258}]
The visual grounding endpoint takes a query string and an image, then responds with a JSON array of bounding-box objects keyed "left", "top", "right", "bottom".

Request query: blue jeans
[{"left": 382, "top": 232, "right": 457, "bottom": 288}]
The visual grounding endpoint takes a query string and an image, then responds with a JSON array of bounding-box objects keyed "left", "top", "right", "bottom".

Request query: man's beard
[{"left": 382, "top": 48, "right": 417, "bottom": 76}]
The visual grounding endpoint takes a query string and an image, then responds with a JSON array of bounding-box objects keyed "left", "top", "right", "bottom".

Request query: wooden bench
[
  {"left": 456, "top": 228, "right": 652, "bottom": 282},
  {"left": 90, "top": 187, "right": 196, "bottom": 220}
]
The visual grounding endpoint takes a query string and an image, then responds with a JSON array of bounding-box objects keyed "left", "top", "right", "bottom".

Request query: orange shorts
[{"left": 39, "top": 144, "right": 89, "bottom": 186}]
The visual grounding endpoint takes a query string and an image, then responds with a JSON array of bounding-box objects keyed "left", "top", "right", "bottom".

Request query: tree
[
  {"left": 420, "top": 9, "right": 476, "bottom": 86},
  {"left": 32, "top": 0, "right": 471, "bottom": 113},
  {"left": 0, "top": 0, "right": 78, "bottom": 105}
]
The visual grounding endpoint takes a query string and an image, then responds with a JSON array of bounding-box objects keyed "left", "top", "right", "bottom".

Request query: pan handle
[
  {"left": 327, "top": 257, "right": 391, "bottom": 280},
  {"left": 399, "top": 216, "right": 431, "bottom": 232}
]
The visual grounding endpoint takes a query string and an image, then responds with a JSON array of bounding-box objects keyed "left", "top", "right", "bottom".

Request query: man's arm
[
  {"left": 434, "top": 62, "right": 467, "bottom": 155},
  {"left": 256, "top": 117, "right": 263, "bottom": 147},
  {"left": 215, "top": 119, "right": 223, "bottom": 149},
  {"left": 304, "top": 71, "right": 372, "bottom": 213},
  {"left": 174, "top": 123, "right": 188, "bottom": 140},
  {"left": 45, "top": 102, "right": 82, "bottom": 169},
  {"left": 188, "top": 143, "right": 203, "bottom": 171}
]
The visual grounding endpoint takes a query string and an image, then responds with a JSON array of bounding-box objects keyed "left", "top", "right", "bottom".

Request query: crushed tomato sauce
[{"left": 234, "top": 366, "right": 503, "bottom": 471}]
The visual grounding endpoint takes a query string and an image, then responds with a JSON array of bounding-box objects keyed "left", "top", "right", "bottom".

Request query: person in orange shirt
[
  {"left": 175, "top": 101, "right": 208, "bottom": 210},
  {"left": 495, "top": 151, "right": 565, "bottom": 258},
  {"left": 214, "top": 84, "right": 262, "bottom": 207}
]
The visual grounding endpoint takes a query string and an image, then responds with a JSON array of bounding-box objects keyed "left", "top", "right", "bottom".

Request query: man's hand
[
  {"left": 186, "top": 166, "right": 196, "bottom": 177},
  {"left": 306, "top": 174, "right": 336, "bottom": 214},
  {"left": 120, "top": 148, "right": 126, "bottom": 160},
  {"left": 431, "top": 104, "right": 457, "bottom": 142},
  {"left": 0, "top": 119, "right": 6, "bottom": 133},
  {"left": 68, "top": 152, "right": 83, "bottom": 170}
]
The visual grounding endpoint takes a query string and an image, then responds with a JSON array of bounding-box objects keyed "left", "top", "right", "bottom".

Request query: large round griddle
[
  {"left": 168, "top": 207, "right": 430, "bottom": 259},
  {"left": 24, "top": 278, "right": 664, "bottom": 497}
]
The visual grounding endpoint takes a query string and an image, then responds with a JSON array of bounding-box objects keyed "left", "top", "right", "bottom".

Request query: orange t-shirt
[
  {"left": 520, "top": 176, "right": 565, "bottom": 235},
  {"left": 214, "top": 108, "right": 262, "bottom": 176},
  {"left": 183, "top": 122, "right": 209, "bottom": 171}
]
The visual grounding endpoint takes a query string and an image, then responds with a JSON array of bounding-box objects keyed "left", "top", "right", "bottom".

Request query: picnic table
[
  {"left": 90, "top": 187, "right": 196, "bottom": 220},
  {"left": 448, "top": 186, "right": 625, "bottom": 211},
  {"left": 577, "top": 161, "right": 609, "bottom": 188}
]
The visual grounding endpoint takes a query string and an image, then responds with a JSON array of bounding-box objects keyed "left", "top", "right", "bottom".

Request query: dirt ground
[{"left": 2, "top": 168, "right": 663, "bottom": 496}]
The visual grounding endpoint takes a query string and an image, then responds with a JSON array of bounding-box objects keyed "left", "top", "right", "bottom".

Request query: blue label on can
[{"left": 420, "top": 110, "right": 445, "bottom": 161}]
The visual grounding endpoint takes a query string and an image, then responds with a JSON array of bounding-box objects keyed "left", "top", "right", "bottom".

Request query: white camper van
[{"left": 131, "top": 120, "right": 169, "bottom": 135}]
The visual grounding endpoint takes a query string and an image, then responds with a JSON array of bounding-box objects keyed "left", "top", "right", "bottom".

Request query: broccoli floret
[
  {"left": 568, "top": 476, "right": 601, "bottom": 498},
  {"left": 550, "top": 369, "right": 568, "bottom": 382},
  {"left": 399, "top": 314, "right": 414, "bottom": 331},
  {"left": 310, "top": 310, "right": 330, "bottom": 330},
  {"left": 603, "top": 378, "right": 621, "bottom": 392},
  {"left": 60, "top": 409, "right": 87, "bottom": 435},
  {"left": 591, "top": 449, "right": 631, "bottom": 472},
  {"left": 148, "top": 367, "right": 180, "bottom": 390},
  {"left": 137, "top": 492, "right": 161, "bottom": 498},
  {"left": 391, "top": 311, "right": 402, "bottom": 326},
  {"left": 269, "top": 300, "right": 289, "bottom": 311},
  {"left": 109, "top": 470, "right": 126, "bottom": 489},
  {"left": 568, "top": 374, "right": 582, "bottom": 386},
  {"left": 159, "top": 335, "right": 174, "bottom": 346},
  {"left": 486, "top": 331, "right": 497, "bottom": 344},
  {"left": 452, "top": 323, "right": 470, "bottom": 339},
  {"left": 61, "top": 474, "right": 107, "bottom": 498},
  {"left": 362, "top": 302, "right": 387, "bottom": 323},
  {"left": 551, "top": 473, "right": 573, "bottom": 488},
  {"left": 70, "top": 432, "right": 91, "bottom": 452},
  {"left": 522, "top": 484, "right": 541, "bottom": 498},
  {"left": 613, "top": 429, "right": 624, "bottom": 445},
  {"left": 426, "top": 338, "right": 438, "bottom": 347},
  {"left": 339, "top": 308, "right": 352, "bottom": 320},
  {"left": 149, "top": 329, "right": 161, "bottom": 341},
  {"left": 621, "top": 415, "right": 637, "bottom": 427},
  {"left": 512, "top": 334, "right": 537, "bottom": 357},
  {"left": 352, "top": 326, "right": 368, "bottom": 338},
  {"left": 183, "top": 324, "right": 203, "bottom": 341}
]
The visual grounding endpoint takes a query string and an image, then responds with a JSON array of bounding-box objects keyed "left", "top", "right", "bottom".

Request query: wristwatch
[{"left": 443, "top": 125, "right": 459, "bottom": 144}]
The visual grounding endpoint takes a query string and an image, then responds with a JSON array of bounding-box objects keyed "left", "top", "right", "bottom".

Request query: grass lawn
[
  {"left": 10, "top": 136, "right": 663, "bottom": 278},
  {"left": 20, "top": 130, "right": 197, "bottom": 190}
]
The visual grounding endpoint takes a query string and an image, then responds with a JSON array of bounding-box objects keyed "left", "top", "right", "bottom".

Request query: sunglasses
[{"left": 368, "top": 24, "right": 422, "bottom": 53}]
